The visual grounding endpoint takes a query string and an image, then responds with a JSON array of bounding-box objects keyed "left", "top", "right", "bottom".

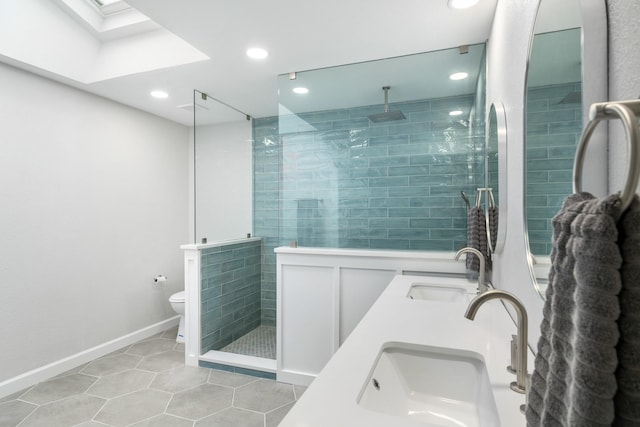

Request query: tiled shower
[
  {"left": 253, "top": 94, "right": 486, "bottom": 326},
  {"left": 197, "top": 47, "right": 489, "bottom": 357}
]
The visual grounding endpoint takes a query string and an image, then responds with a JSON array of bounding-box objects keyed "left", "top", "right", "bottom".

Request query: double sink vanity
[{"left": 278, "top": 273, "right": 532, "bottom": 426}]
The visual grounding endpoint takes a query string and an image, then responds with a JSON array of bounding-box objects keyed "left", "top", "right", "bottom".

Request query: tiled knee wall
[{"left": 200, "top": 239, "right": 262, "bottom": 352}]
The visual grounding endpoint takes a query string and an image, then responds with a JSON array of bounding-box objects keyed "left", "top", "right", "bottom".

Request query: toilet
[{"left": 169, "top": 291, "right": 185, "bottom": 343}]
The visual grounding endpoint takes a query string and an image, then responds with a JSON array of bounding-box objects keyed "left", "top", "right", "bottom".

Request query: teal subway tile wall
[
  {"left": 200, "top": 239, "right": 262, "bottom": 352},
  {"left": 254, "top": 95, "right": 485, "bottom": 325},
  {"left": 526, "top": 82, "right": 582, "bottom": 255}
]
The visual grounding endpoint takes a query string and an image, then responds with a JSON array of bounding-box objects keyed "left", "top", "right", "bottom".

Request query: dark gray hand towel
[
  {"left": 527, "top": 193, "right": 624, "bottom": 427},
  {"left": 614, "top": 195, "right": 640, "bottom": 426},
  {"left": 466, "top": 206, "right": 489, "bottom": 272},
  {"left": 488, "top": 205, "right": 498, "bottom": 250}
]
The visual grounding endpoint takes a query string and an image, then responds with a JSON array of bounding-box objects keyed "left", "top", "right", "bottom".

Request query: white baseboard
[{"left": 0, "top": 316, "right": 180, "bottom": 400}]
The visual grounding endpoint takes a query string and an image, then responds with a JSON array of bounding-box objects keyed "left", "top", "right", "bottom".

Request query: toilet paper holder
[{"left": 154, "top": 275, "right": 167, "bottom": 283}]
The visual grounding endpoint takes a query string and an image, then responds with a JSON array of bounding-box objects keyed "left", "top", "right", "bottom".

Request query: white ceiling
[{"left": 4, "top": 0, "right": 500, "bottom": 126}]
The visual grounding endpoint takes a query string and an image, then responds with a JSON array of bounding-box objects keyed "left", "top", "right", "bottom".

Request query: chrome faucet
[
  {"left": 464, "top": 289, "right": 528, "bottom": 394},
  {"left": 454, "top": 247, "right": 487, "bottom": 293}
]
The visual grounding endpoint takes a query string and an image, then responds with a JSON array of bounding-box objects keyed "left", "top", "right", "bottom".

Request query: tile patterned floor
[
  {"left": 220, "top": 326, "right": 276, "bottom": 359},
  {"left": 0, "top": 327, "right": 304, "bottom": 427}
]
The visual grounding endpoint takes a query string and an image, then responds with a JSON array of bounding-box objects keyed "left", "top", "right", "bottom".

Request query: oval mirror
[{"left": 524, "top": 0, "right": 607, "bottom": 298}]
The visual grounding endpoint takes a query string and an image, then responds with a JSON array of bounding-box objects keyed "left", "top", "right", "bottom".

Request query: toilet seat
[{"left": 169, "top": 291, "right": 185, "bottom": 303}]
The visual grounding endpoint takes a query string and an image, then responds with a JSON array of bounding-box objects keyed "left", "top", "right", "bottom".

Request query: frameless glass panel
[
  {"left": 253, "top": 45, "right": 487, "bottom": 253},
  {"left": 194, "top": 90, "right": 252, "bottom": 244}
]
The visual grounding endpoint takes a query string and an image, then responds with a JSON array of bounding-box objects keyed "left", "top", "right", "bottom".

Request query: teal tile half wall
[
  {"left": 253, "top": 95, "right": 485, "bottom": 325},
  {"left": 200, "top": 239, "right": 262, "bottom": 353}
]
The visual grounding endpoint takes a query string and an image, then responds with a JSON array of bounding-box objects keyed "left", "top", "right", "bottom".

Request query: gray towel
[
  {"left": 527, "top": 193, "right": 623, "bottom": 427},
  {"left": 466, "top": 206, "right": 489, "bottom": 272},
  {"left": 488, "top": 205, "right": 498, "bottom": 250},
  {"left": 614, "top": 196, "right": 640, "bottom": 425}
]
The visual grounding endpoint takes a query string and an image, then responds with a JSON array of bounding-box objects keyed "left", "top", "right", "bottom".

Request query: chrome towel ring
[{"left": 573, "top": 100, "right": 640, "bottom": 211}]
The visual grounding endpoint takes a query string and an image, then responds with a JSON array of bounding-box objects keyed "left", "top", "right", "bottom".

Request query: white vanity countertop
[{"left": 278, "top": 274, "right": 531, "bottom": 427}]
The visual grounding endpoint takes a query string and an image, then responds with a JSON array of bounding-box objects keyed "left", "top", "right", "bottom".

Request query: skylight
[
  {"left": 92, "top": 0, "right": 131, "bottom": 15},
  {"left": 9, "top": 0, "right": 210, "bottom": 84}
]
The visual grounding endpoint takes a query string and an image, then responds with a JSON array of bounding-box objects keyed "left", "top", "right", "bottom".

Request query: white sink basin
[
  {"left": 358, "top": 343, "right": 499, "bottom": 426},
  {"left": 407, "top": 283, "right": 467, "bottom": 302}
]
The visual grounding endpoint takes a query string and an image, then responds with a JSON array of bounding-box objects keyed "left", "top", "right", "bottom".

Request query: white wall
[
  {"left": 607, "top": 1, "right": 640, "bottom": 192},
  {"left": 0, "top": 62, "right": 189, "bottom": 385}
]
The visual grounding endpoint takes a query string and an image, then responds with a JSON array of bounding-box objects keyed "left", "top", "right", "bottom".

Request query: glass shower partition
[
  {"left": 255, "top": 45, "right": 487, "bottom": 247},
  {"left": 253, "top": 46, "right": 487, "bottom": 325},
  {"left": 192, "top": 91, "right": 269, "bottom": 361},
  {"left": 193, "top": 90, "right": 253, "bottom": 244}
]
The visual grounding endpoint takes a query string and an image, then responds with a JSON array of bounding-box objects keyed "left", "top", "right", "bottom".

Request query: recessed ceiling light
[
  {"left": 448, "top": 0, "right": 480, "bottom": 9},
  {"left": 150, "top": 90, "right": 169, "bottom": 99},
  {"left": 449, "top": 72, "right": 469, "bottom": 81},
  {"left": 293, "top": 87, "right": 309, "bottom": 94},
  {"left": 449, "top": 110, "right": 464, "bottom": 116},
  {"left": 246, "top": 47, "right": 269, "bottom": 59}
]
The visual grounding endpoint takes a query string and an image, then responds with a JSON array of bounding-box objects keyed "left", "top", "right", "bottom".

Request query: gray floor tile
[
  {"left": 81, "top": 353, "right": 143, "bottom": 376},
  {"left": 20, "top": 374, "right": 97, "bottom": 404},
  {"left": 150, "top": 366, "right": 209, "bottom": 393},
  {"left": 166, "top": 383, "right": 233, "bottom": 421},
  {"left": 207, "top": 370, "right": 257, "bottom": 388},
  {"left": 266, "top": 401, "right": 295, "bottom": 427},
  {"left": 0, "top": 389, "right": 29, "bottom": 404},
  {"left": 0, "top": 399, "right": 37, "bottom": 427},
  {"left": 161, "top": 327, "right": 179, "bottom": 340},
  {"left": 127, "top": 338, "right": 177, "bottom": 357},
  {"left": 94, "top": 389, "right": 172, "bottom": 427},
  {"left": 195, "top": 407, "right": 264, "bottom": 427},
  {"left": 52, "top": 363, "right": 90, "bottom": 378},
  {"left": 293, "top": 384, "right": 307, "bottom": 400},
  {"left": 18, "top": 394, "right": 106, "bottom": 427},
  {"left": 137, "top": 351, "right": 184, "bottom": 372},
  {"left": 0, "top": 326, "right": 298, "bottom": 427},
  {"left": 129, "top": 413, "right": 195, "bottom": 427},
  {"left": 100, "top": 345, "right": 131, "bottom": 358},
  {"left": 87, "top": 369, "right": 155, "bottom": 398},
  {"left": 75, "top": 422, "right": 113, "bottom": 426},
  {"left": 234, "top": 379, "right": 295, "bottom": 413}
]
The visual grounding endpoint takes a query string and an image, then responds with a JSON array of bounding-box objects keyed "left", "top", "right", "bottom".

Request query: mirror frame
[
  {"left": 524, "top": 0, "right": 608, "bottom": 299},
  {"left": 487, "top": 101, "right": 507, "bottom": 254}
]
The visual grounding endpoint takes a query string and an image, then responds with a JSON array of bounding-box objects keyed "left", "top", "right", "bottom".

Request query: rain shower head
[
  {"left": 368, "top": 86, "right": 406, "bottom": 123},
  {"left": 368, "top": 110, "right": 406, "bottom": 123}
]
